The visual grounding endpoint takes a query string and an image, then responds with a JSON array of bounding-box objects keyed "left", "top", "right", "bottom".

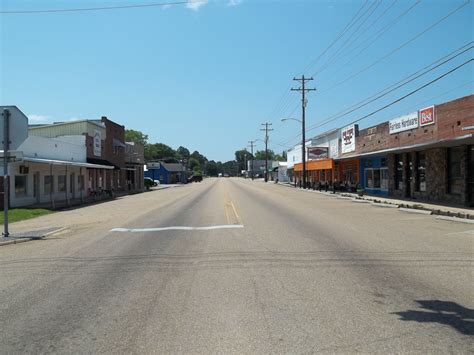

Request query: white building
[{"left": 1, "top": 107, "right": 113, "bottom": 209}]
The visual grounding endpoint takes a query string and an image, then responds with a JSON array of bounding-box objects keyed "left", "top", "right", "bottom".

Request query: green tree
[
  {"left": 188, "top": 157, "right": 200, "bottom": 171},
  {"left": 176, "top": 146, "right": 190, "bottom": 160},
  {"left": 125, "top": 129, "right": 148, "bottom": 145},
  {"left": 145, "top": 143, "right": 176, "bottom": 162},
  {"left": 254, "top": 149, "right": 275, "bottom": 160},
  {"left": 235, "top": 149, "right": 253, "bottom": 172},
  {"left": 205, "top": 161, "right": 219, "bottom": 176}
]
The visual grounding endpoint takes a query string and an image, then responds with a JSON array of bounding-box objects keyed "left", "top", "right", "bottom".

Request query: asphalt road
[{"left": 0, "top": 178, "right": 473, "bottom": 353}]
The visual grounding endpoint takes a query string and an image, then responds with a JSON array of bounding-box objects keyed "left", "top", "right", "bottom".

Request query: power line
[
  {"left": 280, "top": 43, "right": 472, "bottom": 147},
  {"left": 281, "top": 58, "right": 473, "bottom": 149},
  {"left": 321, "top": 0, "right": 421, "bottom": 80},
  {"left": 348, "top": 59, "right": 473, "bottom": 126},
  {"left": 0, "top": 1, "right": 204, "bottom": 14},
  {"left": 262, "top": 0, "right": 371, "bottom": 128},
  {"left": 318, "top": 0, "right": 471, "bottom": 94},
  {"left": 308, "top": 42, "right": 473, "bottom": 131}
]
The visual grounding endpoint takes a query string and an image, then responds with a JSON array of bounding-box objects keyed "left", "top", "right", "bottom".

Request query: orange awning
[{"left": 294, "top": 159, "right": 334, "bottom": 172}]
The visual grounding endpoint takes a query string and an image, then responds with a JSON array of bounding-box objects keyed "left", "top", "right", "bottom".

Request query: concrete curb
[
  {"left": 351, "top": 199, "right": 371, "bottom": 204},
  {"left": 274, "top": 181, "right": 474, "bottom": 221},
  {"left": 399, "top": 208, "right": 433, "bottom": 215},
  {"left": 371, "top": 202, "right": 399, "bottom": 208},
  {"left": 435, "top": 215, "right": 474, "bottom": 224},
  {"left": 0, "top": 227, "right": 69, "bottom": 247}
]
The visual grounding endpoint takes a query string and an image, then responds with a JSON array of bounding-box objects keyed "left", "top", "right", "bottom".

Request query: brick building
[{"left": 288, "top": 94, "right": 474, "bottom": 206}]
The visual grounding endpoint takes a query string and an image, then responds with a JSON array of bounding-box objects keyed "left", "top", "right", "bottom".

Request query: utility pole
[
  {"left": 248, "top": 140, "right": 256, "bottom": 180},
  {"left": 291, "top": 75, "right": 316, "bottom": 188},
  {"left": 260, "top": 123, "right": 273, "bottom": 182}
]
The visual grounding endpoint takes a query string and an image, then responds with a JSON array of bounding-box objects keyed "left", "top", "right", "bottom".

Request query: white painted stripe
[{"left": 110, "top": 225, "right": 244, "bottom": 233}]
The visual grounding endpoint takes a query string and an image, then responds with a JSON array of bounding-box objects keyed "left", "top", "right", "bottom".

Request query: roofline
[
  {"left": 28, "top": 119, "right": 105, "bottom": 130},
  {"left": 336, "top": 134, "right": 474, "bottom": 160},
  {"left": 23, "top": 157, "right": 114, "bottom": 169}
]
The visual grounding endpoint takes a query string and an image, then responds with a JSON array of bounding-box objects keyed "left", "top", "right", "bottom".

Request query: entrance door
[
  {"left": 33, "top": 172, "right": 40, "bottom": 204},
  {"left": 469, "top": 146, "right": 474, "bottom": 206},
  {"left": 407, "top": 154, "right": 413, "bottom": 197},
  {"left": 70, "top": 173, "right": 75, "bottom": 199}
]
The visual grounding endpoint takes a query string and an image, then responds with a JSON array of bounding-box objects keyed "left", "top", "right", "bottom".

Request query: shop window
[
  {"left": 448, "top": 147, "right": 463, "bottom": 194},
  {"left": 395, "top": 154, "right": 403, "bottom": 190},
  {"left": 15, "top": 175, "right": 27, "bottom": 197},
  {"left": 381, "top": 169, "right": 389, "bottom": 190},
  {"left": 58, "top": 175, "right": 66, "bottom": 192},
  {"left": 44, "top": 175, "right": 54, "bottom": 194},
  {"left": 417, "top": 152, "right": 426, "bottom": 192},
  {"left": 373, "top": 169, "right": 381, "bottom": 188},
  {"left": 365, "top": 169, "right": 373, "bottom": 188},
  {"left": 78, "top": 175, "right": 85, "bottom": 190},
  {"left": 381, "top": 158, "right": 387, "bottom": 168}
]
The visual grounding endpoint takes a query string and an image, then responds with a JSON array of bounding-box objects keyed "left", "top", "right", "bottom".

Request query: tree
[
  {"left": 188, "top": 157, "right": 200, "bottom": 171},
  {"left": 222, "top": 160, "right": 239, "bottom": 176},
  {"left": 235, "top": 149, "right": 253, "bottom": 172},
  {"left": 176, "top": 146, "right": 190, "bottom": 160},
  {"left": 205, "top": 161, "right": 218, "bottom": 176},
  {"left": 145, "top": 143, "right": 176, "bottom": 162},
  {"left": 125, "top": 129, "right": 148, "bottom": 145},
  {"left": 254, "top": 149, "right": 275, "bottom": 161}
]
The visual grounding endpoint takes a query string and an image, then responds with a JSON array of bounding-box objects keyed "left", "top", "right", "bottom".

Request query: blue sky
[{"left": 1, "top": 0, "right": 472, "bottom": 162}]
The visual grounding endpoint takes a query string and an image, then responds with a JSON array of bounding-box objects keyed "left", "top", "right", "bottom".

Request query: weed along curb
[{"left": 0, "top": 227, "right": 68, "bottom": 247}]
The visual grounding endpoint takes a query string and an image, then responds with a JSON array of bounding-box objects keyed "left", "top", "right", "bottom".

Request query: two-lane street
[{"left": 0, "top": 178, "right": 472, "bottom": 353}]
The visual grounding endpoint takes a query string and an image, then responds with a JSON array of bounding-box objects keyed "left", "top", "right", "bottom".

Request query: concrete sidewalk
[
  {"left": 0, "top": 227, "right": 67, "bottom": 246},
  {"left": 276, "top": 181, "right": 474, "bottom": 220}
]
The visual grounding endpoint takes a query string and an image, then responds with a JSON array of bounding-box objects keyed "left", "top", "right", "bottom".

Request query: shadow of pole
[{"left": 393, "top": 300, "right": 474, "bottom": 336}]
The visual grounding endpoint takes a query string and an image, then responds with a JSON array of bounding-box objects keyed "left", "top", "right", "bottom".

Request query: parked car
[
  {"left": 188, "top": 175, "right": 203, "bottom": 183},
  {"left": 144, "top": 177, "right": 157, "bottom": 189}
]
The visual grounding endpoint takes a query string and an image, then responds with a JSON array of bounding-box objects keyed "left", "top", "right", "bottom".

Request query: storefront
[
  {"left": 294, "top": 159, "right": 334, "bottom": 187},
  {"left": 335, "top": 159, "right": 360, "bottom": 190},
  {"left": 359, "top": 156, "right": 389, "bottom": 195}
]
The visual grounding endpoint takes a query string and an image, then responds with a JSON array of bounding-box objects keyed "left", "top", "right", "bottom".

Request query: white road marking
[{"left": 111, "top": 225, "right": 244, "bottom": 233}]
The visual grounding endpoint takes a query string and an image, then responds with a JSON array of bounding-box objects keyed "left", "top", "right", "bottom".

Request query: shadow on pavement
[{"left": 393, "top": 300, "right": 474, "bottom": 335}]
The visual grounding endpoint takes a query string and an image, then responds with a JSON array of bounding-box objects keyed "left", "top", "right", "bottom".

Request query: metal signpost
[{"left": 0, "top": 106, "right": 29, "bottom": 238}]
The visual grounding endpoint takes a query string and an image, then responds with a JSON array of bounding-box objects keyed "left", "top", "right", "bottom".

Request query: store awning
[
  {"left": 336, "top": 133, "right": 474, "bottom": 160},
  {"left": 24, "top": 157, "right": 115, "bottom": 169},
  {"left": 294, "top": 158, "right": 334, "bottom": 172}
]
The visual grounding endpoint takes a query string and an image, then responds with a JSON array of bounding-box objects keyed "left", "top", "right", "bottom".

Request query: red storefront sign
[{"left": 419, "top": 106, "right": 435, "bottom": 127}]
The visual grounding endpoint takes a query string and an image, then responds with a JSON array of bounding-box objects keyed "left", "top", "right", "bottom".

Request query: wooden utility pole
[
  {"left": 291, "top": 76, "right": 316, "bottom": 188},
  {"left": 260, "top": 123, "right": 273, "bottom": 182},
  {"left": 248, "top": 140, "right": 256, "bottom": 180}
]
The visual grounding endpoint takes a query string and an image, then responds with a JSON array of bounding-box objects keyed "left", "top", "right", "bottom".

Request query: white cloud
[
  {"left": 228, "top": 0, "right": 242, "bottom": 6},
  {"left": 186, "top": 0, "right": 209, "bottom": 11},
  {"left": 28, "top": 114, "right": 51, "bottom": 122}
]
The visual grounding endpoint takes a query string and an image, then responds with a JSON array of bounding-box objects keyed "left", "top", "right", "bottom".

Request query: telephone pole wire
[
  {"left": 291, "top": 75, "right": 316, "bottom": 188},
  {"left": 248, "top": 140, "right": 256, "bottom": 180},
  {"left": 260, "top": 123, "right": 274, "bottom": 182}
]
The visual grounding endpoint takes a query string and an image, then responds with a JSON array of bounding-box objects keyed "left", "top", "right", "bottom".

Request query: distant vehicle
[
  {"left": 144, "top": 177, "right": 157, "bottom": 189},
  {"left": 153, "top": 179, "right": 160, "bottom": 185},
  {"left": 188, "top": 175, "right": 203, "bottom": 183},
  {"left": 223, "top": 173, "right": 230, "bottom": 177},
  {"left": 218, "top": 173, "right": 223, "bottom": 177}
]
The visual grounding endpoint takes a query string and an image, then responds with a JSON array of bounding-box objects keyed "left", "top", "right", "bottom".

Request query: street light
[{"left": 281, "top": 117, "right": 306, "bottom": 188}]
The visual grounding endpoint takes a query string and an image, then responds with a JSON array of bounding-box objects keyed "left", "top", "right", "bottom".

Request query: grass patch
[{"left": 0, "top": 208, "right": 54, "bottom": 225}]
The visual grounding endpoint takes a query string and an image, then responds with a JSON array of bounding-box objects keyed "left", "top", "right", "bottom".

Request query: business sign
[
  {"left": 93, "top": 129, "right": 102, "bottom": 156},
  {"left": 341, "top": 124, "right": 356, "bottom": 154},
  {"left": 329, "top": 139, "right": 339, "bottom": 158},
  {"left": 419, "top": 105, "right": 435, "bottom": 127},
  {"left": 389, "top": 112, "right": 419, "bottom": 134},
  {"left": 307, "top": 146, "right": 328, "bottom": 160},
  {"left": 147, "top": 162, "right": 161, "bottom": 169}
]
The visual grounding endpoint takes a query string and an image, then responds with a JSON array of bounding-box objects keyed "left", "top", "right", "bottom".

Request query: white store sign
[
  {"left": 341, "top": 124, "right": 356, "bottom": 154},
  {"left": 93, "top": 129, "right": 102, "bottom": 156},
  {"left": 389, "top": 112, "right": 419, "bottom": 134}
]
